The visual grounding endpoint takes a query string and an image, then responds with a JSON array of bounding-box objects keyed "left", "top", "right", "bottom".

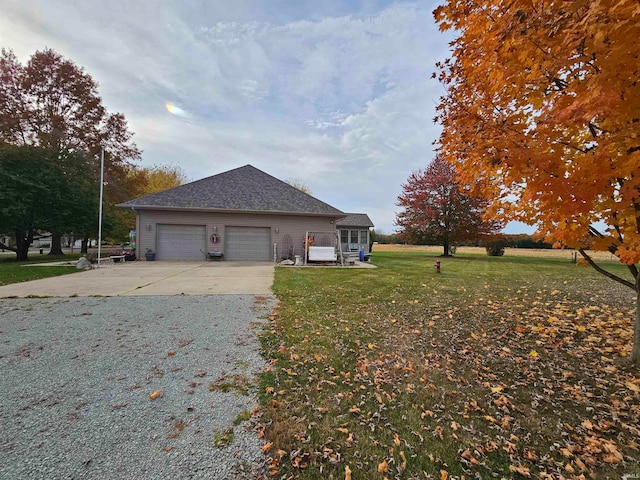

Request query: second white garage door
[
  {"left": 225, "top": 227, "right": 271, "bottom": 261},
  {"left": 157, "top": 224, "right": 206, "bottom": 260}
]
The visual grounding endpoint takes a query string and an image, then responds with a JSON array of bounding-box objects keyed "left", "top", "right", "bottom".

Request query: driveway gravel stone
[{"left": 0, "top": 294, "right": 275, "bottom": 479}]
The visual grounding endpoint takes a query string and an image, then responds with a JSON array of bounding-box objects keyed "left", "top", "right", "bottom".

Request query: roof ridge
[{"left": 118, "top": 164, "right": 344, "bottom": 216}]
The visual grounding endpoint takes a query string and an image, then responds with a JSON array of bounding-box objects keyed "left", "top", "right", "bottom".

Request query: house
[
  {"left": 336, "top": 213, "right": 375, "bottom": 254},
  {"left": 118, "top": 165, "right": 354, "bottom": 261}
]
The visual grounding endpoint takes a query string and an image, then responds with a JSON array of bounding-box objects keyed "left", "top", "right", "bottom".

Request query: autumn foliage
[
  {"left": 395, "top": 157, "right": 500, "bottom": 255},
  {"left": 0, "top": 48, "right": 188, "bottom": 256},
  {"left": 0, "top": 48, "right": 140, "bottom": 168},
  {"left": 0, "top": 48, "right": 142, "bottom": 257},
  {"left": 433, "top": 1, "right": 640, "bottom": 361},
  {"left": 136, "top": 164, "right": 188, "bottom": 197}
]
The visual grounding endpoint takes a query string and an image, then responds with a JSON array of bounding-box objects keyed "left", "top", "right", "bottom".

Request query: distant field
[{"left": 372, "top": 243, "right": 619, "bottom": 262}]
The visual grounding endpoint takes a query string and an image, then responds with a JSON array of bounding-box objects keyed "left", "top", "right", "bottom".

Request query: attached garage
[
  {"left": 225, "top": 226, "right": 270, "bottom": 261},
  {"left": 119, "top": 165, "right": 353, "bottom": 262},
  {"left": 157, "top": 224, "right": 206, "bottom": 260}
]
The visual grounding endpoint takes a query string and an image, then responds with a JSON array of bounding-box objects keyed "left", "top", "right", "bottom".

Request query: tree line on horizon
[{"left": 372, "top": 230, "right": 553, "bottom": 250}]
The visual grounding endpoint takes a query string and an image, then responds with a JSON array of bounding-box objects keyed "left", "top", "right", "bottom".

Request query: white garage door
[
  {"left": 225, "top": 226, "right": 270, "bottom": 261},
  {"left": 157, "top": 225, "right": 206, "bottom": 260}
]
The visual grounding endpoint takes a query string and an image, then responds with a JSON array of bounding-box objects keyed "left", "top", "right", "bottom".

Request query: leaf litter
[{"left": 260, "top": 254, "right": 640, "bottom": 479}]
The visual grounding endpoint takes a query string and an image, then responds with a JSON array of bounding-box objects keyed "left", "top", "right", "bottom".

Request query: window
[
  {"left": 350, "top": 230, "right": 359, "bottom": 244},
  {"left": 340, "top": 230, "right": 348, "bottom": 244},
  {"left": 359, "top": 230, "right": 368, "bottom": 244}
]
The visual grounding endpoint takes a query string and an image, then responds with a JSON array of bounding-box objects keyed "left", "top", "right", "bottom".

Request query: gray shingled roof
[
  {"left": 118, "top": 165, "right": 344, "bottom": 216},
  {"left": 336, "top": 213, "right": 374, "bottom": 228}
]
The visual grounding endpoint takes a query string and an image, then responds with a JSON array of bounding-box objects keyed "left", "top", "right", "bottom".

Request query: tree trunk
[
  {"left": 633, "top": 274, "right": 640, "bottom": 365},
  {"left": 443, "top": 238, "right": 452, "bottom": 257},
  {"left": 81, "top": 235, "right": 89, "bottom": 254},
  {"left": 15, "top": 229, "right": 32, "bottom": 261},
  {"left": 48, "top": 232, "right": 64, "bottom": 255}
]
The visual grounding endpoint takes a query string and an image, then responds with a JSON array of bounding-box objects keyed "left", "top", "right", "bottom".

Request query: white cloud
[{"left": 2, "top": 1, "right": 500, "bottom": 234}]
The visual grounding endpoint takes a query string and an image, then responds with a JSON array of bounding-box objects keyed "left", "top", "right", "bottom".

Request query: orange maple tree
[{"left": 433, "top": 0, "right": 640, "bottom": 362}]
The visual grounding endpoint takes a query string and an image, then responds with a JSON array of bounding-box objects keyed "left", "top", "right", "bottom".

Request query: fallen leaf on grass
[
  {"left": 582, "top": 419, "right": 594, "bottom": 430},
  {"left": 461, "top": 449, "right": 479, "bottom": 465},
  {"left": 625, "top": 380, "right": 640, "bottom": 393},
  {"left": 574, "top": 457, "right": 587, "bottom": 471},
  {"left": 345, "top": 465, "right": 352, "bottom": 480},
  {"left": 377, "top": 459, "right": 389, "bottom": 473},
  {"left": 509, "top": 464, "right": 531, "bottom": 476}
]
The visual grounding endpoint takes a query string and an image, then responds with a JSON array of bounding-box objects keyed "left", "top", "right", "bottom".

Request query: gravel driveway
[{"left": 0, "top": 295, "right": 275, "bottom": 479}]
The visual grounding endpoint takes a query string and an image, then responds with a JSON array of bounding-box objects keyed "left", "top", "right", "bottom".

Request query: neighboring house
[
  {"left": 336, "top": 213, "right": 375, "bottom": 254},
  {"left": 32, "top": 233, "right": 52, "bottom": 248},
  {"left": 118, "top": 165, "right": 350, "bottom": 261}
]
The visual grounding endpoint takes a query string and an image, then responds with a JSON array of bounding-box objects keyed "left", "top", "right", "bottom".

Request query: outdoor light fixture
[{"left": 275, "top": 227, "right": 279, "bottom": 234}]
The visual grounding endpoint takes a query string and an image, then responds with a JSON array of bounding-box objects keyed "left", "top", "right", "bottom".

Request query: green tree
[
  {"left": 0, "top": 48, "right": 140, "bottom": 255},
  {"left": 0, "top": 145, "right": 96, "bottom": 260},
  {"left": 37, "top": 150, "right": 99, "bottom": 251}
]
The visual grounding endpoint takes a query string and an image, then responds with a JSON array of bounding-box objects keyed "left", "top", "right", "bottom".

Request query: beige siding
[{"left": 136, "top": 210, "right": 336, "bottom": 261}]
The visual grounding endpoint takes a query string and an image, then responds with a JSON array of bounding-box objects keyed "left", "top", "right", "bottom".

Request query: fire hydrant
[{"left": 434, "top": 259, "right": 441, "bottom": 273}]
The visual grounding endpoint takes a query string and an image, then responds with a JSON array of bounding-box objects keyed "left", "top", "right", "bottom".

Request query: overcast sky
[{"left": 1, "top": 0, "right": 534, "bottom": 234}]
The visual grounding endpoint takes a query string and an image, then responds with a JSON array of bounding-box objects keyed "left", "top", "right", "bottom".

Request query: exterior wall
[{"left": 136, "top": 209, "right": 336, "bottom": 261}]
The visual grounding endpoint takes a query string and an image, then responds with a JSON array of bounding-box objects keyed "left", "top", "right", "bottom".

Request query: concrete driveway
[{"left": 0, "top": 261, "right": 275, "bottom": 297}]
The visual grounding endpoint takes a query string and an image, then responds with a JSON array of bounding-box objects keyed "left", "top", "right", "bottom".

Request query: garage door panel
[
  {"left": 157, "top": 225, "right": 206, "bottom": 260},
  {"left": 225, "top": 227, "right": 270, "bottom": 261}
]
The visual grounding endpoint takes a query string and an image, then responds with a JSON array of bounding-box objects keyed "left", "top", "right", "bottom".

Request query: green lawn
[
  {"left": 260, "top": 251, "right": 639, "bottom": 479},
  {"left": 0, "top": 254, "right": 82, "bottom": 286}
]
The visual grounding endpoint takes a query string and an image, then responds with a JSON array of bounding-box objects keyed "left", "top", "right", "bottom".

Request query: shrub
[{"left": 484, "top": 239, "right": 506, "bottom": 256}]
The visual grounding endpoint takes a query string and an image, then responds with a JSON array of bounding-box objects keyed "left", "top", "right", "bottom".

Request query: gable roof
[
  {"left": 336, "top": 213, "right": 374, "bottom": 228},
  {"left": 118, "top": 165, "right": 344, "bottom": 216}
]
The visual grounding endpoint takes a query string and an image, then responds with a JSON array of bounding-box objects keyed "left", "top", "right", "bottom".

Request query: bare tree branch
[
  {"left": 578, "top": 248, "right": 636, "bottom": 290},
  {"left": 0, "top": 241, "right": 17, "bottom": 253}
]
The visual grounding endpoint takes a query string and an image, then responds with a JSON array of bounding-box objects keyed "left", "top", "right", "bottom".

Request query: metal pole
[{"left": 97, "top": 147, "right": 105, "bottom": 268}]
